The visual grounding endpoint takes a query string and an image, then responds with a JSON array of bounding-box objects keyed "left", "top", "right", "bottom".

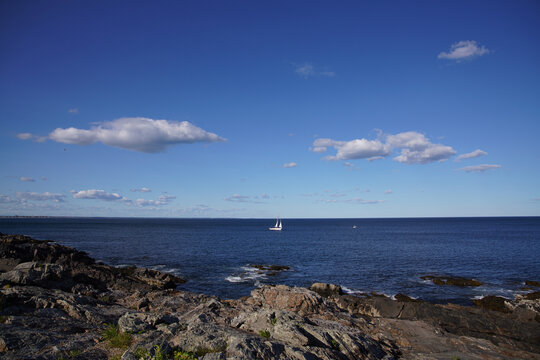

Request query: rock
[
  {"left": 394, "top": 293, "right": 421, "bottom": 303},
  {"left": 473, "top": 296, "right": 511, "bottom": 313},
  {"left": 247, "top": 285, "right": 329, "bottom": 316},
  {"left": 118, "top": 312, "right": 159, "bottom": 333},
  {"left": 420, "top": 275, "right": 482, "bottom": 286},
  {"left": 200, "top": 353, "right": 226, "bottom": 360},
  {"left": 309, "top": 283, "right": 343, "bottom": 298},
  {"left": 249, "top": 264, "right": 290, "bottom": 272},
  {"left": 0, "top": 262, "right": 69, "bottom": 289},
  {"left": 524, "top": 291, "right": 540, "bottom": 300},
  {"left": 525, "top": 280, "right": 540, "bottom": 287},
  {"left": 121, "top": 350, "right": 138, "bottom": 360}
]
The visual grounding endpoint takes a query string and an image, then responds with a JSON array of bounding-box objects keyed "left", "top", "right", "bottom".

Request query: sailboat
[{"left": 269, "top": 216, "right": 282, "bottom": 231}]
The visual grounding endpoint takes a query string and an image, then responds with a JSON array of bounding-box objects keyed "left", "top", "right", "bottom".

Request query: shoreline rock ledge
[{"left": 0, "top": 233, "right": 539, "bottom": 360}]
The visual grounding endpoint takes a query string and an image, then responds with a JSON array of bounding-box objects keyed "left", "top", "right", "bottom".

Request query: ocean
[{"left": 1, "top": 217, "right": 539, "bottom": 305}]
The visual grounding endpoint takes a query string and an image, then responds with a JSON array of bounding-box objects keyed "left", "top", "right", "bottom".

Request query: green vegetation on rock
[{"left": 102, "top": 323, "right": 132, "bottom": 349}]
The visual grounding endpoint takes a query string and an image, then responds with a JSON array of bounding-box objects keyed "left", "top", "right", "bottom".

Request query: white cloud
[
  {"left": 0, "top": 195, "right": 17, "bottom": 204},
  {"left": 224, "top": 194, "right": 266, "bottom": 204},
  {"left": 72, "top": 189, "right": 131, "bottom": 202},
  {"left": 438, "top": 40, "right": 490, "bottom": 61},
  {"left": 136, "top": 195, "right": 175, "bottom": 207},
  {"left": 224, "top": 194, "right": 251, "bottom": 203},
  {"left": 384, "top": 189, "right": 393, "bottom": 195},
  {"left": 294, "top": 63, "right": 335, "bottom": 79},
  {"left": 295, "top": 63, "right": 315, "bottom": 78},
  {"left": 312, "top": 131, "right": 456, "bottom": 164},
  {"left": 16, "top": 133, "right": 46, "bottom": 142},
  {"left": 20, "top": 117, "right": 225, "bottom": 153},
  {"left": 68, "top": 108, "right": 79, "bottom": 114},
  {"left": 346, "top": 198, "right": 384, "bottom": 204},
  {"left": 16, "top": 192, "right": 65, "bottom": 202},
  {"left": 283, "top": 162, "right": 298, "bottom": 168},
  {"left": 130, "top": 187, "right": 152, "bottom": 193},
  {"left": 459, "top": 164, "right": 501, "bottom": 173},
  {"left": 455, "top": 149, "right": 487, "bottom": 161},
  {"left": 19, "top": 177, "right": 35, "bottom": 182},
  {"left": 17, "top": 133, "right": 33, "bottom": 140},
  {"left": 325, "top": 198, "right": 383, "bottom": 205},
  {"left": 393, "top": 143, "right": 456, "bottom": 164}
]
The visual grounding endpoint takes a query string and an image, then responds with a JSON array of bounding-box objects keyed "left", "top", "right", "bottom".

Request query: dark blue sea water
[{"left": 1, "top": 217, "right": 539, "bottom": 305}]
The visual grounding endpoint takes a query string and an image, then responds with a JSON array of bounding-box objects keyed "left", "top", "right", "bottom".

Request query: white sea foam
[
  {"left": 341, "top": 286, "right": 369, "bottom": 296},
  {"left": 226, "top": 264, "right": 285, "bottom": 284}
]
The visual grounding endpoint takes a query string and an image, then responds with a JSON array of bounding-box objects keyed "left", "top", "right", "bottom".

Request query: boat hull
[{"left": 268, "top": 227, "right": 282, "bottom": 231}]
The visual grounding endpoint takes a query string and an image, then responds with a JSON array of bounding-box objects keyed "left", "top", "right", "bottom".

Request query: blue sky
[{"left": 1, "top": 0, "right": 539, "bottom": 218}]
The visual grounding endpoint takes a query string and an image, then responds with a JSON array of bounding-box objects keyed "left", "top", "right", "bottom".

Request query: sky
[{"left": 1, "top": 0, "right": 539, "bottom": 218}]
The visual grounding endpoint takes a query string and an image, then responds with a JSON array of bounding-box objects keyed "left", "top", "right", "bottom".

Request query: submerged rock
[
  {"left": 525, "top": 280, "right": 540, "bottom": 287},
  {"left": 473, "top": 295, "right": 511, "bottom": 313},
  {"left": 420, "top": 274, "right": 483, "bottom": 286}
]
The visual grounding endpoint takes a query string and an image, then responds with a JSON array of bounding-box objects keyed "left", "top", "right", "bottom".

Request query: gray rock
[
  {"left": 118, "top": 311, "right": 160, "bottom": 333},
  {"left": 309, "top": 283, "right": 343, "bottom": 298}
]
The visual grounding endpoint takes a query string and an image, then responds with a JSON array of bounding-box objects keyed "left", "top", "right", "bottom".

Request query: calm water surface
[{"left": 1, "top": 217, "right": 539, "bottom": 304}]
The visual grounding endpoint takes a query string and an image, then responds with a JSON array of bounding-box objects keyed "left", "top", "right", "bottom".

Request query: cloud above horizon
[
  {"left": 294, "top": 63, "right": 335, "bottom": 79},
  {"left": 19, "top": 177, "right": 35, "bottom": 182},
  {"left": 311, "top": 131, "right": 456, "bottom": 164},
  {"left": 283, "top": 162, "right": 298, "bottom": 168},
  {"left": 130, "top": 187, "right": 152, "bottom": 193},
  {"left": 72, "top": 189, "right": 131, "bottom": 203},
  {"left": 224, "top": 193, "right": 270, "bottom": 204},
  {"left": 18, "top": 117, "right": 226, "bottom": 153},
  {"left": 438, "top": 40, "right": 490, "bottom": 61},
  {"left": 455, "top": 149, "right": 487, "bottom": 161},
  {"left": 136, "top": 195, "right": 175, "bottom": 207},
  {"left": 459, "top": 164, "right": 501, "bottom": 173},
  {"left": 16, "top": 191, "right": 65, "bottom": 202}
]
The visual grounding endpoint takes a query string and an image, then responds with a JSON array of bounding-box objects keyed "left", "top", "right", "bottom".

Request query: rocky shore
[{"left": 0, "top": 233, "right": 539, "bottom": 360}]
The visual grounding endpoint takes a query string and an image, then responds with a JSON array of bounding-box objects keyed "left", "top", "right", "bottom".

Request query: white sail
[{"left": 269, "top": 216, "right": 283, "bottom": 231}]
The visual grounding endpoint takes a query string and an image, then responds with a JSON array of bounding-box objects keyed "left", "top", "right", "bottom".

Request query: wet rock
[
  {"left": 309, "top": 283, "right": 343, "bottom": 298},
  {"left": 249, "top": 264, "right": 290, "bottom": 272},
  {"left": 420, "top": 275, "right": 482, "bottom": 286},
  {"left": 394, "top": 293, "right": 421, "bottom": 303},
  {"left": 525, "top": 280, "right": 540, "bottom": 287},
  {"left": 473, "top": 296, "right": 511, "bottom": 313},
  {"left": 524, "top": 291, "right": 540, "bottom": 300}
]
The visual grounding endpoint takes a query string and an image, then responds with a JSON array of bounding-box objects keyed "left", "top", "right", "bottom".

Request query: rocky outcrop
[
  {"left": 1, "top": 233, "right": 539, "bottom": 360},
  {"left": 309, "top": 283, "right": 344, "bottom": 298},
  {"left": 420, "top": 275, "right": 483, "bottom": 286}
]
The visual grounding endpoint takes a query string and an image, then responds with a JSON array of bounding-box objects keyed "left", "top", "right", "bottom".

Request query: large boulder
[
  {"left": 0, "top": 262, "right": 70, "bottom": 289},
  {"left": 309, "top": 283, "right": 344, "bottom": 298},
  {"left": 247, "top": 285, "right": 329, "bottom": 316}
]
